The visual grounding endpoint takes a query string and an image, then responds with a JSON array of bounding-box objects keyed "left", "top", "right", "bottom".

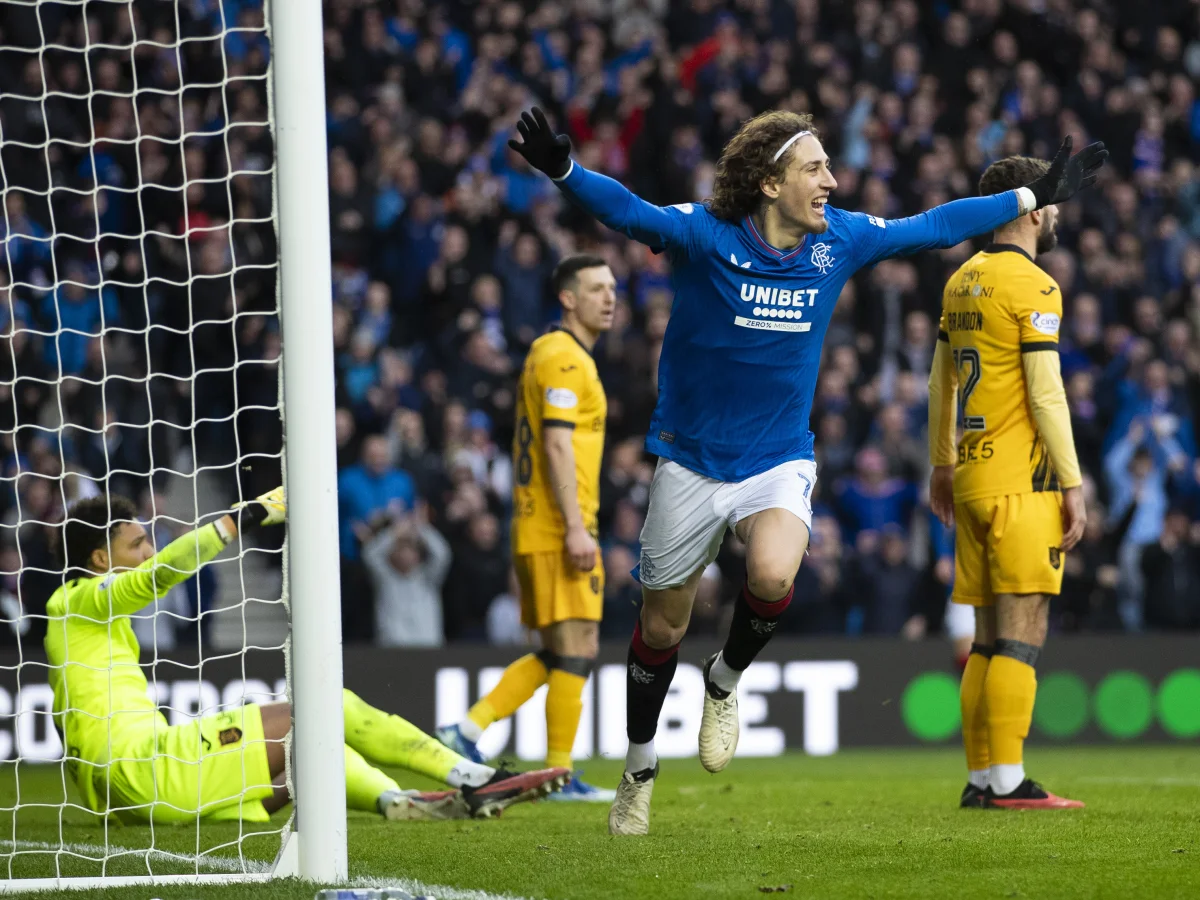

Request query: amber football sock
[
  {"left": 985, "top": 641, "right": 1039, "bottom": 795},
  {"left": 960, "top": 644, "right": 992, "bottom": 780},
  {"left": 467, "top": 652, "right": 550, "bottom": 735},
  {"left": 545, "top": 667, "right": 588, "bottom": 770},
  {"left": 344, "top": 744, "right": 401, "bottom": 813}
]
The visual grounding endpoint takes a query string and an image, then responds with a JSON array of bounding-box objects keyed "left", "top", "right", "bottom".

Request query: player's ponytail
[{"left": 709, "top": 111, "right": 819, "bottom": 222}]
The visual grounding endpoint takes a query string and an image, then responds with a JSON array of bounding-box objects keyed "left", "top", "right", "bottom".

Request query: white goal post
[
  {"left": 0, "top": 0, "right": 345, "bottom": 890},
  {"left": 272, "top": 0, "right": 348, "bottom": 885}
]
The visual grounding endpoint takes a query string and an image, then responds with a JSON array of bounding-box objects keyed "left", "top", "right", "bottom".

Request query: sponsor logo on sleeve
[
  {"left": 867, "top": 215, "right": 886, "bottom": 228},
  {"left": 545, "top": 387, "right": 578, "bottom": 409},
  {"left": 1030, "top": 312, "right": 1060, "bottom": 336},
  {"left": 671, "top": 203, "right": 694, "bottom": 214}
]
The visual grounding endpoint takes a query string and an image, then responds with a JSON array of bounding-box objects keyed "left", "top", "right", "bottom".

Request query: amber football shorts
[
  {"left": 515, "top": 550, "right": 605, "bottom": 629},
  {"left": 952, "top": 491, "right": 1065, "bottom": 606}
]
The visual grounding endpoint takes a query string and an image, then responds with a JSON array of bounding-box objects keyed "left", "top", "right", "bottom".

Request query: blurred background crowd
[{"left": 1, "top": 0, "right": 1198, "bottom": 649}]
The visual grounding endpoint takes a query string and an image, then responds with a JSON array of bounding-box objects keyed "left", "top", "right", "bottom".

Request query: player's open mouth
[{"left": 811, "top": 198, "right": 827, "bottom": 216}]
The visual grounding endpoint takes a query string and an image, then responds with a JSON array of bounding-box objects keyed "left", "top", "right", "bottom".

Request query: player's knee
[
  {"left": 578, "top": 626, "right": 600, "bottom": 659},
  {"left": 259, "top": 702, "right": 291, "bottom": 742},
  {"left": 639, "top": 609, "right": 685, "bottom": 649},
  {"left": 998, "top": 593, "right": 1049, "bottom": 646},
  {"left": 745, "top": 565, "right": 794, "bottom": 603}
]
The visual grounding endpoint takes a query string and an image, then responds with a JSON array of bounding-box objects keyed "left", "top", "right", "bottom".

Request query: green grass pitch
[{"left": 1, "top": 747, "right": 1197, "bottom": 899}]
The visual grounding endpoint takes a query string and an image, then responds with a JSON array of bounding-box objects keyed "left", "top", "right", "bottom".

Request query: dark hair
[
  {"left": 978, "top": 155, "right": 1049, "bottom": 197},
  {"left": 62, "top": 495, "right": 139, "bottom": 573},
  {"left": 552, "top": 254, "right": 609, "bottom": 299},
  {"left": 709, "top": 110, "right": 819, "bottom": 222}
]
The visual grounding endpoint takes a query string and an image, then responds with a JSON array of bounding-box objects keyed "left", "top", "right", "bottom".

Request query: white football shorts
[{"left": 636, "top": 458, "right": 817, "bottom": 590}]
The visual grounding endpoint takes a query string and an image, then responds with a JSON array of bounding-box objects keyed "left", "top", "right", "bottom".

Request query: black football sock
[
  {"left": 625, "top": 620, "right": 679, "bottom": 772},
  {"left": 708, "top": 582, "right": 794, "bottom": 695}
]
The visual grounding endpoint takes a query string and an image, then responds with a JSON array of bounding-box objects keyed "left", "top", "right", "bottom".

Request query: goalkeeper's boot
[
  {"left": 698, "top": 653, "right": 739, "bottom": 773},
  {"left": 545, "top": 772, "right": 617, "bottom": 803},
  {"left": 960, "top": 783, "right": 987, "bottom": 809},
  {"left": 379, "top": 789, "right": 469, "bottom": 821},
  {"left": 608, "top": 763, "right": 658, "bottom": 836},
  {"left": 435, "top": 724, "right": 486, "bottom": 764},
  {"left": 985, "top": 779, "right": 1084, "bottom": 809},
  {"left": 461, "top": 766, "right": 570, "bottom": 819}
]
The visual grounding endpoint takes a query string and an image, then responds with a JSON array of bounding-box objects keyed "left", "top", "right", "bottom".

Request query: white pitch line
[
  {"left": 0, "top": 839, "right": 269, "bottom": 874},
  {"left": 1076, "top": 776, "right": 1200, "bottom": 786},
  {"left": 1, "top": 841, "right": 541, "bottom": 900},
  {"left": 349, "top": 875, "right": 542, "bottom": 900}
]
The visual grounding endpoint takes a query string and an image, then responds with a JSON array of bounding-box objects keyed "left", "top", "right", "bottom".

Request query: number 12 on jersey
[{"left": 953, "top": 347, "right": 987, "bottom": 431}]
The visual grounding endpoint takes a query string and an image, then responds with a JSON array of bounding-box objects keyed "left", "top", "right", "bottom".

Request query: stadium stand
[{"left": 2, "top": 0, "right": 1198, "bottom": 647}]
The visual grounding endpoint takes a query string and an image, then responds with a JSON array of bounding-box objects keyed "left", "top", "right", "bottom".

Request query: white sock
[
  {"left": 968, "top": 768, "right": 990, "bottom": 790},
  {"left": 708, "top": 652, "right": 741, "bottom": 694},
  {"left": 990, "top": 763, "right": 1025, "bottom": 796},
  {"left": 446, "top": 761, "right": 493, "bottom": 788},
  {"left": 457, "top": 718, "right": 484, "bottom": 742},
  {"left": 625, "top": 740, "right": 657, "bottom": 775}
]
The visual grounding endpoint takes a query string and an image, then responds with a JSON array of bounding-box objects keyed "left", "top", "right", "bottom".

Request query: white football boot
[
  {"left": 378, "top": 789, "right": 468, "bottom": 820},
  {"left": 607, "top": 764, "right": 658, "bottom": 835},
  {"left": 698, "top": 653, "right": 739, "bottom": 773}
]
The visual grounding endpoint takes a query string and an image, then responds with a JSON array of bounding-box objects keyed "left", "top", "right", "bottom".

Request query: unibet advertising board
[{"left": 0, "top": 637, "right": 1195, "bottom": 762}]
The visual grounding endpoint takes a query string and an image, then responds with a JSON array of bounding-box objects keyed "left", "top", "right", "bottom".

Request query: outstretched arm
[
  {"left": 509, "top": 107, "right": 699, "bottom": 255},
  {"left": 69, "top": 487, "right": 286, "bottom": 620},
  {"left": 857, "top": 136, "right": 1107, "bottom": 268},
  {"left": 72, "top": 523, "right": 229, "bottom": 620},
  {"left": 855, "top": 191, "right": 1026, "bottom": 267},
  {"left": 553, "top": 162, "right": 691, "bottom": 252}
]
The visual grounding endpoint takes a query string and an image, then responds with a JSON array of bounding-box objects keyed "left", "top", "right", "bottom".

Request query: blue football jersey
[{"left": 555, "top": 163, "right": 1020, "bottom": 482}]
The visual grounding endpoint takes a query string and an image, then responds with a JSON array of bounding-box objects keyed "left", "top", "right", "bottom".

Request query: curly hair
[
  {"left": 978, "top": 155, "right": 1049, "bottom": 197},
  {"left": 708, "top": 111, "right": 819, "bottom": 222},
  {"left": 61, "top": 495, "right": 139, "bottom": 573}
]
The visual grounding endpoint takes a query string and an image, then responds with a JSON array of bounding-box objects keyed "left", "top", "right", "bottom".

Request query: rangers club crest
[{"left": 811, "top": 242, "right": 834, "bottom": 274}]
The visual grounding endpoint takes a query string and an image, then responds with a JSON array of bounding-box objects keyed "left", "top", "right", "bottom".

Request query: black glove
[
  {"left": 507, "top": 107, "right": 572, "bottom": 179},
  {"left": 1025, "top": 135, "right": 1109, "bottom": 210},
  {"left": 233, "top": 487, "right": 285, "bottom": 536}
]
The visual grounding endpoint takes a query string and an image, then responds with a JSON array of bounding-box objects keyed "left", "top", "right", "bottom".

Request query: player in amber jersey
[
  {"left": 929, "top": 156, "right": 1088, "bottom": 811},
  {"left": 439, "top": 255, "right": 616, "bottom": 801}
]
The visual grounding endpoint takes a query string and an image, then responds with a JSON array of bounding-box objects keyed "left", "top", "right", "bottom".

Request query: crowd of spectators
[{"left": 2, "top": 0, "right": 1199, "bottom": 648}]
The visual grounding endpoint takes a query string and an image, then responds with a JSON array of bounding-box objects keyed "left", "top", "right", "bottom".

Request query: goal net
[{"left": 0, "top": 0, "right": 343, "bottom": 889}]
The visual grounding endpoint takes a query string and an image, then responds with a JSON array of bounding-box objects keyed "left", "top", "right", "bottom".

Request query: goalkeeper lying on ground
[{"left": 46, "top": 489, "right": 568, "bottom": 825}]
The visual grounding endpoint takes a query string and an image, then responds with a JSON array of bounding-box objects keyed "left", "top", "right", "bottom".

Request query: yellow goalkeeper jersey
[
  {"left": 44, "top": 523, "right": 227, "bottom": 813},
  {"left": 937, "top": 243, "right": 1067, "bottom": 501}
]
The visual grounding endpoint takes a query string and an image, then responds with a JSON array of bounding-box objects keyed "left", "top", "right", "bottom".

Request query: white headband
[{"left": 772, "top": 130, "right": 812, "bottom": 162}]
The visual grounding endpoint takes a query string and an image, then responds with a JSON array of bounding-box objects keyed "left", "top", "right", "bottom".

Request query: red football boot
[
  {"left": 986, "top": 778, "right": 1085, "bottom": 809},
  {"left": 461, "top": 766, "right": 571, "bottom": 818}
]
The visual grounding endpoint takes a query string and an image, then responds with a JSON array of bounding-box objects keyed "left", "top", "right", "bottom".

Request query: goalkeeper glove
[
  {"left": 507, "top": 107, "right": 573, "bottom": 180},
  {"left": 1025, "top": 135, "right": 1108, "bottom": 210},
  {"left": 233, "top": 486, "right": 286, "bottom": 536}
]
